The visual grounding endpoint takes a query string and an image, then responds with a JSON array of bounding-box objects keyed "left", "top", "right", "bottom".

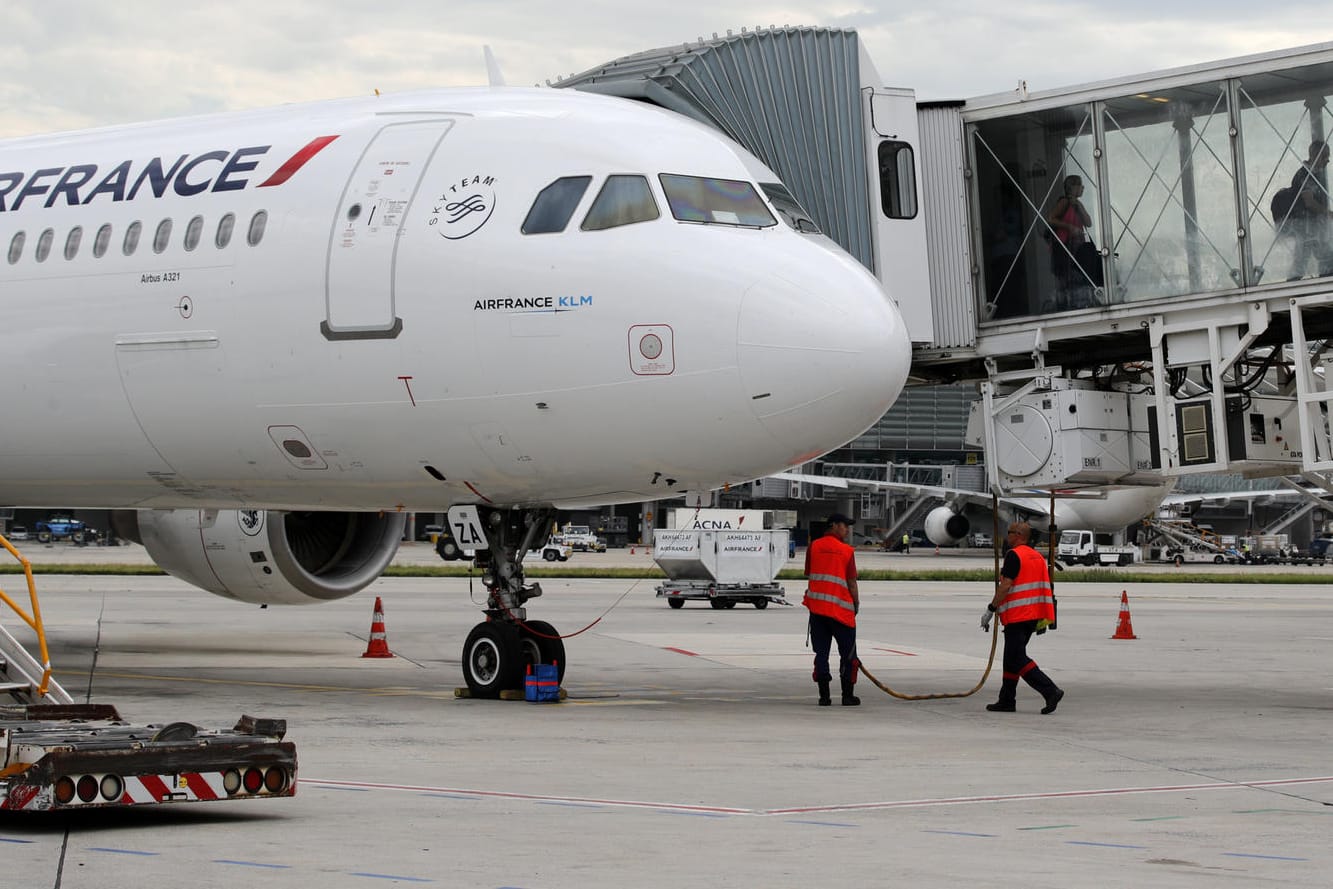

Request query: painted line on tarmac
[{"left": 304, "top": 775, "right": 1333, "bottom": 817}]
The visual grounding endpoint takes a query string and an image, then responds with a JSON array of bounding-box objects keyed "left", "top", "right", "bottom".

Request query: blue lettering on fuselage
[
  {"left": 557, "top": 295, "right": 593, "bottom": 308},
  {"left": 0, "top": 145, "right": 272, "bottom": 212}
]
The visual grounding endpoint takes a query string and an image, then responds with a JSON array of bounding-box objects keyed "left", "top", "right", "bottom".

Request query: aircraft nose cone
[{"left": 738, "top": 265, "right": 910, "bottom": 462}]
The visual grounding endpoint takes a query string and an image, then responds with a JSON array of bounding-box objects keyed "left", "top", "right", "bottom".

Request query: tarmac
[{"left": 1, "top": 541, "right": 1330, "bottom": 887}]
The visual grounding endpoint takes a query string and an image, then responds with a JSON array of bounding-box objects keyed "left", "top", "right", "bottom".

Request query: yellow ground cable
[
  {"left": 859, "top": 618, "right": 999, "bottom": 700},
  {"left": 860, "top": 490, "right": 1013, "bottom": 701}
]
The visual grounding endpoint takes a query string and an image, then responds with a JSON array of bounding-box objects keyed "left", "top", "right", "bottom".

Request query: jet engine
[
  {"left": 112, "top": 509, "right": 405, "bottom": 605},
  {"left": 923, "top": 505, "right": 970, "bottom": 546}
]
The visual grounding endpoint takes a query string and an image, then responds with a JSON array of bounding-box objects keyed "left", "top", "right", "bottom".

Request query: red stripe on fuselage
[{"left": 257, "top": 135, "right": 339, "bottom": 187}]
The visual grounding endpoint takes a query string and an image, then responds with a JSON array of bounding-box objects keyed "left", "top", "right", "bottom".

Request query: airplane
[
  {"left": 0, "top": 86, "right": 912, "bottom": 697},
  {"left": 775, "top": 470, "right": 1312, "bottom": 548}
]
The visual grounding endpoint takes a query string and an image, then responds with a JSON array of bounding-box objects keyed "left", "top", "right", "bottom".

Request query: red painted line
[
  {"left": 767, "top": 776, "right": 1333, "bottom": 815},
  {"left": 258, "top": 135, "right": 339, "bottom": 187},
  {"left": 663, "top": 647, "right": 698, "bottom": 657},
  {"left": 303, "top": 775, "right": 1333, "bottom": 818},
  {"left": 304, "top": 778, "right": 749, "bottom": 815}
]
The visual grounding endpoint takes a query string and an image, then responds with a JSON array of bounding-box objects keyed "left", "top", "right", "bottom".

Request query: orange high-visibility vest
[
  {"left": 804, "top": 534, "right": 856, "bottom": 627},
  {"left": 998, "top": 545, "right": 1055, "bottom": 625}
]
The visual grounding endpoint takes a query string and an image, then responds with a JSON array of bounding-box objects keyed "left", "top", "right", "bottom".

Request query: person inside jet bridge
[{"left": 803, "top": 513, "right": 861, "bottom": 706}]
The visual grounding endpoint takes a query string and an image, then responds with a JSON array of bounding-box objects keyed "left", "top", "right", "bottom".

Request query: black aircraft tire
[{"left": 462, "top": 622, "right": 523, "bottom": 698}]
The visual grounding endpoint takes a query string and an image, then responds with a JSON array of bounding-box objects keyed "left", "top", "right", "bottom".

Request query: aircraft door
[{"left": 323, "top": 119, "right": 454, "bottom": 340}]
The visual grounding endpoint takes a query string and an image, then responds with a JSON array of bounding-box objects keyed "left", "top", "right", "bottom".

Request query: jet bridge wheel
[
  {"left": 463, "top": 622, "right": 524, "bottom": 699},
  {"left": 518, "top": 620, "right": 566, "bottom": 685}
]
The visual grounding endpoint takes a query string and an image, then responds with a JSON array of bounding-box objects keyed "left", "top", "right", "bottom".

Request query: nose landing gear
[{"left": 459, "top": 506, "right": 566, "bottom": 698}]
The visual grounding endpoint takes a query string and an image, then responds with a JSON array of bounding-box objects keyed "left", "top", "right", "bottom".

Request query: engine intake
[
  {"left": 114, "top": 509, "right": 405, "bottom": 605},
  {"left": 923, "top": 505, "right": 970, "bottom": 546}
]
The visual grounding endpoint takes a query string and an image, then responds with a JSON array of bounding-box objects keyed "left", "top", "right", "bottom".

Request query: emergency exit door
[{"left": 322, "top": 119, "right": 453, "bottom": 339}]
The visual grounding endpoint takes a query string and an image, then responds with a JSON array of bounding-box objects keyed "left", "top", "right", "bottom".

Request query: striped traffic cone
[
  {"left": 1111, "top": 590, "right": 1138, "bottom": 640},
  {"left": 361, "top": 596, "right": 394, "bottom": 658}
]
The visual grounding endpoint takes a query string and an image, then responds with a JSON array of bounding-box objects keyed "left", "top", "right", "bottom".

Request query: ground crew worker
[
  {"left": 803, "top": 513, "right": 861, "bottom": 706},
  {"left": 901, "top": 532, "right": 910, "bottom": 554},
  {"left": 980, "top": 522, "right": 1064, "bottom": 714}
]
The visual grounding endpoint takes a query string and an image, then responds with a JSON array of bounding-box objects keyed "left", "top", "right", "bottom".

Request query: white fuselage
[{"left": 0, "top": 88, "right": 910, "bottom": 511}]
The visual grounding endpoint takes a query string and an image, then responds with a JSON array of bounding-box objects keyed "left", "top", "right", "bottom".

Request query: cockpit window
[
  {"left": 523, "top": 176, "right": 592, "bottom": 234},
  {"left": 760, "top": 183, "right": 821, "bottom": 233},
  {"left": 659, "top": 174, "right": 776, "bottom": 228},
  {"left": 581, "top": 175, "right": 660, "bottom": 231}
]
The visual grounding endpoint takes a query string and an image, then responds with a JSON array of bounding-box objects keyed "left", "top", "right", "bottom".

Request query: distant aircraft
[
  {"left": 0, "top": 87, "right": 911, "bottom": 696},
  {"left": 776, "top": 472, "right": 1309, "bottom": 545}
]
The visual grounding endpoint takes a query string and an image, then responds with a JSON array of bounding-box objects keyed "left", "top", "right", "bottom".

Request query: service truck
[
  {"left": 553, "top": 525, "right": 606, "bottom": 552},
  {"left": 1056, "top": 530, "right": 1140, "bottom": 566}
]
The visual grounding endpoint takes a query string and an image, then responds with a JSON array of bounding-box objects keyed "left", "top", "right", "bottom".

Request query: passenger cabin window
[
  {"left": 7, "top": 231, "right": 24, "bottom": 265},
  {"left": 659, "top": 174, "right": 776, "bottom": 227},
  {"left": 184, "top": 215, "right": 204, "bottom": 251},
  {"left": 878, "top": 140, "right": 919, "bottom": 219},
  {"left": 247, "top": 210, "right": 267, "bottom": 246},
  {"left": 153, "top": 219, "right": 172, "bottom": 254},
  {"left": 216, "top": 213, "right": 235, "bottom": 248},
  {"left": 522, "top": 176, "right": 592, "bottom": 234},
  {"left": 123, "top": 221, "right": 142, "bottom": 256},
  {"left": 64, "top": 226, "right": 82, "bottom": 260},
  {"left": 760, "top": 183, "right": 821, "bottom": 233},
  {"left": 35, "top": 228, "right": 54, "bottom": 262},
  {"left": 93, "top": 224, "right": 112, "bottom": 258},
  {"left": 581, "top": 176, "right": 659, "bottom": 231}
]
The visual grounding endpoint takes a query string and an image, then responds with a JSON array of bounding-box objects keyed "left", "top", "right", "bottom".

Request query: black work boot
[
  {"left": 817, "top": 680, "right": 832, "bottom": 707},
  {"left": 986, "top": 679, "right": 1018, "bottom": 712},
  {"left": 840, "top": 677, "right": 860, "bottom": 706},
  {"left": 1023, "top": 667, "right": 1064, "bottom": 714},
  {"left": 1040, "top": 688, "right": 1065, "bottom": 715}
]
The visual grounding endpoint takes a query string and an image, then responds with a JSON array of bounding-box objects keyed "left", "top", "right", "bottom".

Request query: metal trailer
[
  {"left": 0, "top": 704, "right": 297, "bottom": 812},
  {"left": 654, "top": 529, "right": 790, "bottom": 609},
  {"left": 1, "top": 533, "right": 297, "bottom": 813}
]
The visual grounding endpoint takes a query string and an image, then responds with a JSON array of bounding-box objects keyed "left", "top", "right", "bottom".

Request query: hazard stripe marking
[
  {"left": 257, "top": 135, "right": 339, "bottom": 187},
  {"left": 136, "top": 774, "right": 172, "bottom": 802},
  {"left": 184, "top": 772, "right": 219, "bottom": 801}
]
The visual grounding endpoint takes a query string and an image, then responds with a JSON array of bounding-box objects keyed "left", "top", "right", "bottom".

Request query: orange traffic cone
[
  {"left": 630, "top": 545, "right": 636, "bottom": 555},
  {"left": 361, "top": 596, "right": 394, "bottom": 658},
  {"left": 1111, "top": 590, "right": 1137, "bottom": 640}
]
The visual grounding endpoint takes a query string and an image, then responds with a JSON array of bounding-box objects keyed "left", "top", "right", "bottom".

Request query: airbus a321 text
[{"left": 0, "top": 87, "right": 910, "bottom": 696}]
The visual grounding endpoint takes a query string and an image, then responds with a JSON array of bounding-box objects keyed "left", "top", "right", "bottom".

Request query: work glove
[{"left": 980, "top": 604, "right": 996, "bottom": 631}]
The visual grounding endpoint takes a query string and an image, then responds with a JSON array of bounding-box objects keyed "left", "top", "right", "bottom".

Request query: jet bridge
[
  {"left": 564, "top": 31, "right": 1333, "bottom": 509},
  {"left": 910, "top": 42, "right": 1333, "bottom": 504}
]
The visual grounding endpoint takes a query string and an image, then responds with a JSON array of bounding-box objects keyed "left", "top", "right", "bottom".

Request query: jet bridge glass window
[
  {"left": 659, "top": 174, "right": 776, "bottom": 227},
  {"left": 122, "top": 221, "right": 142, "bottom": 256},
  {"left": 63, "top": 226, "right": 82, "bottom": 260},
  {"left": 581, "top": 175, "right": 659, "bottom": 231},
  {"left": 92, "top": 224, "right": 112, "bottom": 258},
  {"left": 1236, "top": 60, "right": 1333, "bottom": 287},
  {"left": 35, "top": 228, "right": 53, "bottom": 262},
  {"left": 969, "top": 102, "right": 1100, "bottom": 321},
  {"left": 153, "top": 219, "right": 172, "bottom": 254},
  {"left": 1101, "top": 82, "right": 1238, "bottom": 303},
  {"left": 760, "top": 183, "right": 821, "bottom": 233},
  {"left": 6, "top": 231, "right": 23, "bottom": 265},
  {"left": 522, "top": 176, "right": 592, "bottom": 234},
  {"left": 877, "top": 141, "right": 918, "bottom": 219}
]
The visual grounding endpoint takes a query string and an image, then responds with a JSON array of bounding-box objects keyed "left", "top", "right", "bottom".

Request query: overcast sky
[{"left": 1, "top": 3, "right": 1330, "bottom": 138}]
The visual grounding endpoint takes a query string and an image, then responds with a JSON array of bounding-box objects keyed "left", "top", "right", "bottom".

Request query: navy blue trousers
[{"left": 809, "top": 613, "right": 858, "bottom": 683}]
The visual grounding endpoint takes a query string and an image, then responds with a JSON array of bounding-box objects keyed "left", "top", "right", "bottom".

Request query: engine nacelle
[
  {"left": 923, "top": 506, "right": 970, "bottom": 546},
  {"left": 113, "top": 509, "right": 405, "bottom": 605}
]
